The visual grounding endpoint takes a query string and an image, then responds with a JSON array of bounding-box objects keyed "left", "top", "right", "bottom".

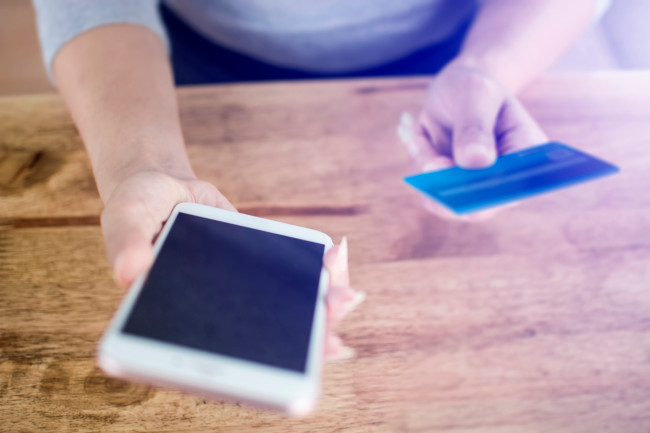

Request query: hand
[
  {"left": 101, "top": 170, "right": 236, "bottom": 287},
  {"left": 101, "top": 170, "right": 363, "bottom": 361},
  {"left": 397, "top": 60, "right": 548, "bottom": 221}
]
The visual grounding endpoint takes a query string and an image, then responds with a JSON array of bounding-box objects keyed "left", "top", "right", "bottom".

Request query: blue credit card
[{"left": 403, "top": 142, "right": 619, "bottom": 215}]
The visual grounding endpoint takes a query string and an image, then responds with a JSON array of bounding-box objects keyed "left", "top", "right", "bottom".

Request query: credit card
[{"left": 403, "top": 142, "right": 619, "bottom": 215}]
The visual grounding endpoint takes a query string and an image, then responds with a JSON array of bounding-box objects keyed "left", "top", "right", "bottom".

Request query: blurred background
[{"left": 1, "top": 0, "right": 649, "bottom": 96}]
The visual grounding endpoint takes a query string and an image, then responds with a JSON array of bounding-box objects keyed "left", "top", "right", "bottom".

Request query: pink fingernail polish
[
  {"left": 344, "top": 290, "right": 366, "bottom": 313},
  {"left": 334, "top": 236, "right": 348, "bottom": 272},
  {"left": 329, "top": 345, "right": 356, "bottom": 362}
]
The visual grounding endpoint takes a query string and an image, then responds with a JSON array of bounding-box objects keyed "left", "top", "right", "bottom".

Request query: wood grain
[{"left": 1, "top": 73, "right": 650, "bottom": 432}]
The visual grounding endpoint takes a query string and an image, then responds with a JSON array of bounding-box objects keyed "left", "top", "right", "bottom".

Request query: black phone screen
[{"left": 121, "top": 212, "right": 325, "bottom": 373}]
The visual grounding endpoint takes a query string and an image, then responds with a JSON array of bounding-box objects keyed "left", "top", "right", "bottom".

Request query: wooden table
[{"left": 1, "top": 72, "right": 650, "bottom": 432}]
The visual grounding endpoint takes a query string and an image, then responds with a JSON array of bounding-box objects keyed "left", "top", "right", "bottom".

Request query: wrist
[
  {"left": 93, "top": 144, "right": 196, "bottom": 203},
  {"left": 449, "top": 52, "right": 520, "bottom": 93}
]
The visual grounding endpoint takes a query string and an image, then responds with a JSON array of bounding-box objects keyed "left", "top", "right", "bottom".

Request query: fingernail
[
  {"left": 397, "top": 124, "right": 413, "bottom": 143},
  {"left": 344, "top": 290, "right": 366, "bottom": 315},
  {"left": 422, "top": 161, "right": 439, "bottom": 172},
  {"left": 329, "top": 345, "right": 357, "bottom": 362},
  {"left": 333, "top": 289, "right": 366, "bottom": 322},
  {"left": 333, "top": 236, "right": 348, "bottom": 273},
  {"left": 400, "top": 111, "right": 414, "bottom": 127},
  {"left": 397, "top": 126, "right": 420, "bottom": 158},
  {"left": 464, "top": 143, "right": 491, "bottom": 158},
  {"left": 460, "top": 143, "right": 495, "bottom": 167}
]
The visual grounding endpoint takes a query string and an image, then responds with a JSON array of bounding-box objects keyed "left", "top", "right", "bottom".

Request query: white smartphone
[{"left": 98, "top": 203, "right": 332, "bottom": 416}]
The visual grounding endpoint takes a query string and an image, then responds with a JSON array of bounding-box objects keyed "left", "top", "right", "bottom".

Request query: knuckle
[{"left": 462, "top": 72, "right": 500, "bottom": 95}]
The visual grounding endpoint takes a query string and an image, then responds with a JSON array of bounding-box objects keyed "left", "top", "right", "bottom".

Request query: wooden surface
[
  {"left": 0, "top": 0, "right": 54, "bottom": 95},
  {"left": 1, "top": 72, "right": 650, "bottom": 432}
]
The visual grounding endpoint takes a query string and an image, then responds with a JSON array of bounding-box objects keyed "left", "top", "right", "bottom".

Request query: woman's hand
[
  {"left": 101, "top": 170, "right": 236, "bottom": 287},
  {"left": 103, "top": 171, "right": 363, "bottom": 361},
  {"left": 398, "top": 60, "right": 548, "bottom": 221}
]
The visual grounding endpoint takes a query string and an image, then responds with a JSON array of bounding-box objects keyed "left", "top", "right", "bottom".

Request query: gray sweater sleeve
[{"left": 32, "top": 0, "right": 169, "bottom": 82}]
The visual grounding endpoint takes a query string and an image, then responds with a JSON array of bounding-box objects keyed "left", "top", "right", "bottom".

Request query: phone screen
[{"left": 121, "top": 212, "right": 325, "bottom": 373}]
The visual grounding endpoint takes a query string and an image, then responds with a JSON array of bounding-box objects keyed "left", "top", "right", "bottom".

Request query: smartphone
[{"left": 98, "top": 203, "right": 332, "bottom": 416}]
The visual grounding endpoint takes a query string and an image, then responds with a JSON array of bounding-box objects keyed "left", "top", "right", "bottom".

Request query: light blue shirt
[{"left": 33, "top": 0, "right": 477, "bottom": 77}]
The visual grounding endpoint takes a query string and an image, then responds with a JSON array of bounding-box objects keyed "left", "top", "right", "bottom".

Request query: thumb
[
  {"left": 112, "top": 242, "right": 154, "bottom": 288},
  {"left": 101, "top": 206, "right": 157, "bottom": 288},
  {"left": 451, "top": 84, "right": 502, "bottom": 169}
]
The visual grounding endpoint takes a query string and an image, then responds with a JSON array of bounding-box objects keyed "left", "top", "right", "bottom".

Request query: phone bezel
[{"left": 97, "top": 203, "right": 332, "bottom": 415}]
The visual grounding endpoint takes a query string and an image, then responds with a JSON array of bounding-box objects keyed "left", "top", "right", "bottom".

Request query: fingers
[
  {"left": 324, "top": 334, "right": 356, "bottom": 361},
  {"left": 327, "top": 284, "right": 366, "bottom": 329},
  {"left": 398, "top": 68, "right": 544, "bottom": 221},
  {"left": 450, "top": 75, "right": 502, "bottom": 169},
  {"left": 186, "top": 179, "right": 238, "bottom": 212},
  {"left": 399, "top": 111, "right": 493, "bottom": 220},
  {"left": 496, "top": 97, "right": 549, "bottom": 155},
  {"left": 397, "top": 111, "right": 454, "bottom": 173},
  {"left": 397, "top": 112, "right": 432, "bottom": 165},
  {"left": 399, "top": 88, "right": 502, "bottom": 172},
  {"left": 323, "top": 236, "right": 349, "bottom": 287},
  {"left": 324, "top": 237, "right": 366, "bottom": 325},
  {"left": 323, "top": 237, "right": 365, "bottom": 361}
]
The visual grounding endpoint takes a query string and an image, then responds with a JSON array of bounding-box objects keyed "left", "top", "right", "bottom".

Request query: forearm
[
  {"left": 455, "top": 0, "right": 597, "bottom": 93},
  {"left": 53, "top": 24, "right": 193, "bottom": 202}
]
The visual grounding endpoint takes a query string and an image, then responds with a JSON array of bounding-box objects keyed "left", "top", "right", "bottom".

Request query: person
[{"left": 32, "top": 0, "right": 602, "bottom": 357}]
